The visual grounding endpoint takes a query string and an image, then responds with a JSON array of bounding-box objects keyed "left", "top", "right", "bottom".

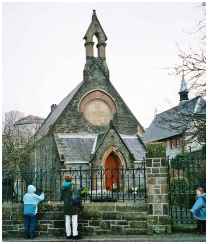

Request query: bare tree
[
  {"left": 174, "top": 2, "right": 206, "bottom": 97},
  {"left": 2, "top": 111, "right": 24, "bottom": 172},
  {"left": 2, "top": 111, "right": 35, "bottom": 173},
  {"left": 159, "top": 3, "right": 206, "bottom": 147}
]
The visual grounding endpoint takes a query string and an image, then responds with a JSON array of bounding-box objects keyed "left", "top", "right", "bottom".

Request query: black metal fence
[
  {"left": 168, "top": 153, "right": 206, "bottom": 224},
  {"left": 2, "top": 164, "right": 146, "bottom": 203}
]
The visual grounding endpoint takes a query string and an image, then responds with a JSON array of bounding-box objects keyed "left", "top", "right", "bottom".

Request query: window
[{"left": 79, "top": 90, "right": 116, "bottom": 126}]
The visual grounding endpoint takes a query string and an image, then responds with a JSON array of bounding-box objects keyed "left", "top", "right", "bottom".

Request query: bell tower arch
[{"left": 83, "top": 10, "right": 107, "bottom": 59}]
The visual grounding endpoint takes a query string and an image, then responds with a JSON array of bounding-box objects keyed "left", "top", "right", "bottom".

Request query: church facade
[{"left": 31, "top": 10, "right": 146, "bottom": 191}]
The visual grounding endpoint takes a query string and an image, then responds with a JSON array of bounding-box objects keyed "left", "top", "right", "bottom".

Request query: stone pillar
[
  {"left": 146, "top": 158, "right": 171, "bottom": 234},
  {"left": 97, "top": 42, "right": 106, "bottom": 58},
  {"left": 85, "top": 42, "right": 94, "bottom": 57}
]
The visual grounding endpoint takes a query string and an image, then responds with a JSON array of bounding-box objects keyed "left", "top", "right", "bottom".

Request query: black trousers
[
  {"left": 197, "top": 220, "right": 206, "bottom": 234},
  {"left": 24, "top": 215, "right": 37, "bottom": 238}
]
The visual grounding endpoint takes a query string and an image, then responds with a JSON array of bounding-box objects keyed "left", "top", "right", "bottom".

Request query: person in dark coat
[
  {"left": 191, "top": 186, "right": 206, "bottom": 234},
  {"left": 61, "top": 175, "right": 81, "bottom": 239}
]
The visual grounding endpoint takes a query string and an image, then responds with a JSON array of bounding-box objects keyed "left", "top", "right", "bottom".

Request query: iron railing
[
  {"left": 2, "top": 165, "right": 146, "bottom": 203},
  {"left": 168, "top": 154, "right": 206, "bottom": 224}
]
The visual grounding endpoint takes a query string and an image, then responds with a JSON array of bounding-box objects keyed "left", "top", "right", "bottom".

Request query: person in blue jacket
[
  {"left": 191, "top": 187, "right": 206, "bottom": 234},
  {"left": 23, "top": 185, "right": 44, "bottom": 239}
]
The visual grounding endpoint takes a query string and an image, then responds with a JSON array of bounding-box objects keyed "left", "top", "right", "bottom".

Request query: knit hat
[{"left": 64, "top": 175, "right": 73, "bottom": 181}]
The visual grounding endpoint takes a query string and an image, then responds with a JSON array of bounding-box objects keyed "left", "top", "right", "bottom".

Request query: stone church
[{"left": 32, "top": 10, "right": 146, "bottom": 191}]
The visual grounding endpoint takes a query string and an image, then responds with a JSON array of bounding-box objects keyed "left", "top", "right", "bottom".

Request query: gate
[{"left": 168, "top": 152, "right": 206, "bottom": 224}]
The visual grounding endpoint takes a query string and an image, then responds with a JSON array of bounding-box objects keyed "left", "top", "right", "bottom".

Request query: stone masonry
[
  {"left": 2, "top": 201, "right": 148, "bottom": 238},
  {"left": 146, "top": 158, "right": 172, "bottom": 234}
]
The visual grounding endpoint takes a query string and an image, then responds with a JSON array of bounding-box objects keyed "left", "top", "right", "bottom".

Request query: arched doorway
[{"left": 104, "top": 152, "right": 121, "bottom": 191}]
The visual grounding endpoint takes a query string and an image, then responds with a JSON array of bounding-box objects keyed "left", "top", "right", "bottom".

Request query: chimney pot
[{"left": 51, "top": 104, "right": 57, "bottom": 112}]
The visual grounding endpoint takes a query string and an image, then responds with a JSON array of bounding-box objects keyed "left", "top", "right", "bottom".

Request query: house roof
[
  {"left": 144, "top": 96, "right": 206, "bottom": 143},
  {"left": 14, "top": 115, "right": 44, "bottom": 126},
  {"left": 35, "top": 81, "right": 84, "bottom": 140}
]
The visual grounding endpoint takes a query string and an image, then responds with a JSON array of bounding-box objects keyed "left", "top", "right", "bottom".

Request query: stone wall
[
  {"left": 146, "top": 158, "right": 171, "bottom": 234},
  {"left": 31, "top": 135, "right": 60, "bottom": 170},
  {"left": 2, "top": 201, "right": 147, "bottom": 238},
  {"left": 53, "top": 76, "right": 140, "bottom": 135},
  {"left": 92, "top": 128, "right": 135, "bottom": 168}
]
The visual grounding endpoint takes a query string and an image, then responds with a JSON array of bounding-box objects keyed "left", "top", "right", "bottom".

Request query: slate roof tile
[{"left": 144, "top": 96, "right": 206, "bottom": 143}]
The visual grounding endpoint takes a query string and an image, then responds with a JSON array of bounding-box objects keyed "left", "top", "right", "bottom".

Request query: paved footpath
[{"left": 4, "top": 233, "right": 206, "bottom": 242}]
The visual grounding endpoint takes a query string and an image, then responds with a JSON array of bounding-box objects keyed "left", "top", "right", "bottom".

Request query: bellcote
[
  {"left": 83, "top": 10, "right": 109, "bottom": 81},
  {"left": 83, "top": 10, "right": 107, "bottom": 59}
]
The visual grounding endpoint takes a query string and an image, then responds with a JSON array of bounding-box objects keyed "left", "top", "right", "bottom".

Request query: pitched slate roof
[
  {"left": 35, "top": 81, "right": 84, "bottom": 140},
  {"left": 54, "top": 132, "right": 146, "bottom": 163},
  {"left": 14, "top": 115, "right": 44, "bottom": 126},
  {"left": 144, "top": 96, "right": 206, "bottom": 143},
  {"left": 54, "top": 133, "right": 96, "bottom": 163},
  {"left": 121, "top": 135, "right": 146, "bottom": 160}
]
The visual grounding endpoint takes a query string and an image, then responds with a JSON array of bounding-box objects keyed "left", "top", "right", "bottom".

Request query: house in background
[
  {"left": 14, "top": 115, "right": 44, "bottom": 145},
  {"left": 144, "top": 75, "right": 206, "bottom": 159}
]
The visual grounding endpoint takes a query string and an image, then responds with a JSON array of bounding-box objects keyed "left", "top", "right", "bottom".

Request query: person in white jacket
[{"left": 23, "top": 185, "right": 44, "bottom": 239}]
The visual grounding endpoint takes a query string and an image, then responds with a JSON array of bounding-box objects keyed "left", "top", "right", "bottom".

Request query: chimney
[{"left": 51, "top": 104, "right": 57, "bottom": 112}]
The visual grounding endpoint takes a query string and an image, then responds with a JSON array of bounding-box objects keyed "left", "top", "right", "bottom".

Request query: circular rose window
[{"left": 79, "top": 90, "right": 116, "bottom": 126}]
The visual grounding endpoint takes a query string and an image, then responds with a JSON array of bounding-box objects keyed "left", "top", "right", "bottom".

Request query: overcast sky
[{"left": 3, "top": 2, "right": 204, "bottom": 128}]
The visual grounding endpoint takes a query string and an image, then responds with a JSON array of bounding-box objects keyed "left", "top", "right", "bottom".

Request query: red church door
[{"left": 105, "top": 152, "right": 121, "bottom": 191}]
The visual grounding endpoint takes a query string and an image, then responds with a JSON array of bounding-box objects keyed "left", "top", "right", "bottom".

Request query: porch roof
[
  {"left": 54, "top": 132, "right": 145, "bottom": 163},
  {"left": 54, "top": 133, "right": 96, "bottom": 162}
]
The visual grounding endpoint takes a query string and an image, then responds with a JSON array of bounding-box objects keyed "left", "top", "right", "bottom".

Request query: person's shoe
[
  {"left": 66, "top": 235, "right": 72, "bottom": 239},
  {"left": 72, "top": 235, "right": 80, "bottom": 240},
  {"left": 24, "top": 234, "right": 30, "bottom": 239}
]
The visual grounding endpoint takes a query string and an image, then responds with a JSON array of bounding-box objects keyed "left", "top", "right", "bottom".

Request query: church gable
[
  {"left": 31, "top": 10, "right": 147, "bottom": 174},
  {"left": 35, "top": 10, "right": 144, "bottom": 140},
  {"left": 91, "top": 122, "right": 146, "bottom": 168},
  {"left": 91, "top": 125, "right": 135, "bottom": 168},
  {"left": 53, "top": 77, "right": 142, "bottom": 135}
]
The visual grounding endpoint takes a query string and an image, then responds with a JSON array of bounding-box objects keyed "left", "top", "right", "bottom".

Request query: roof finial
[
  {"left": 180, "top": 69, "right": 188, "bottom": 92},
  {"left": 179, "top": 69, "right": 189, "bottom": 102},
  {"left": 182, "top": 68, "right": 184, "bottom": 80},
  {"left": 92, "top": 9, "right": 96, "bottom": 19},
  {"left": 154, "top": 107, "right": 158, "bottom": 118}
]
